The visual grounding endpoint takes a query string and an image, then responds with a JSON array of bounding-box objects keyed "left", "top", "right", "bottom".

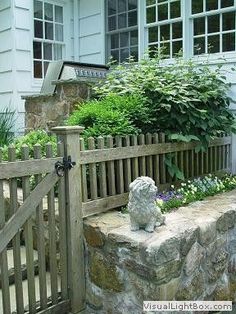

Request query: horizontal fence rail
[{"left": 79, "top": 133, "right": 231, "bottom": 217}]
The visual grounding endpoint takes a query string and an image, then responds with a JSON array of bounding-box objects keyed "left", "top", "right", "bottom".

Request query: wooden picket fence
[
  {"left": 0, "top": 126, "right": 232, "bottom": 314},
  {"left": 0, "top": 127, "right": 85, "bottom": 314},
  {"left": 80, "top": 133, "right": 231, "bottom": 217}
]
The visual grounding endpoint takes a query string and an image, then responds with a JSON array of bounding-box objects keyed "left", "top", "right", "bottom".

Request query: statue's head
[{"left": 129, "top": 176, "right": 157, "bottom": 200}]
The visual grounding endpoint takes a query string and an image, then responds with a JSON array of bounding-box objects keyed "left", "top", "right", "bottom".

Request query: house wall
[
  {"left": 78, "top": 0, "right": 105, "bottom": 64},
  {"left": 0, "top": 0, "right": 14, "bottom": 118},
  {"left": 0, "top": 0, "right": 76, "bottom": 135}
]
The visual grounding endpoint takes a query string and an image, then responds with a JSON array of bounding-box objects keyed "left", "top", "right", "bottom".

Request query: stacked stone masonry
[
  {"left": 24, "top": 81, "right": 91, "bottom": 133},
  {"left": 84, "top": 190, "right": 236, "bottom": 314}
]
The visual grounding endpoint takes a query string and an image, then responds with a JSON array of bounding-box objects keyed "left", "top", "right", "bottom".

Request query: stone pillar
[{"left": 23, "top": 80, "right": 92, "bottom": 133}]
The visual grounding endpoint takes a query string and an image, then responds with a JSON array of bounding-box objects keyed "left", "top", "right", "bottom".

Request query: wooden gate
[{"left": 0, "top": 127, "right": 85, "bottom": 314}]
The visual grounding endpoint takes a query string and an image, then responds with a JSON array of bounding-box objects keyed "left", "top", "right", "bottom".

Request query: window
[
  {"left": 146, "top": 0, "right": 183, "bottom": 58},
  {"left": 106, "top": 0, "right": 138, "bottom": 63},
  {"left": 33, "top": 0, "right": 64, "bottom": 78},
  {"left": 192, "top": 0, "right": 236, "bottom": 55}
]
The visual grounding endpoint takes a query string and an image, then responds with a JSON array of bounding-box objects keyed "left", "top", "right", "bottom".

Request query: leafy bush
[
  {"left": 2, "top": 130, "right": 57, "bottom": 160},
  {"left": 0, "top": 108, "right": 15, "bottom": 147},
  {"left": 66, "top": 94, "right": 151, "bottom": 138},
  {"left": 94, "top": 53, "right": 236, "bottom": 146}
]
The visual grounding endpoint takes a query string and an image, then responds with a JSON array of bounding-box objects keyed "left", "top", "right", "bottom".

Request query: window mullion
[{"left": 182, "top": 0, "right": 191, "bottom": 59}]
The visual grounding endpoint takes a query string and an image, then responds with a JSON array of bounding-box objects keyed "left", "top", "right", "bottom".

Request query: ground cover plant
[{"left": 156, "top": 174, "right": 236, "bottom": 212}]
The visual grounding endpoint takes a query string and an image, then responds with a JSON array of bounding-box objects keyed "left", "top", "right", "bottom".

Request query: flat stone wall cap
[
  {"left": 22, "top": 93, "right": 53, "bottom": 100},
  {"left": 52, "top": 126, "right": 85, "bottom": 134},
  {"left": 52, "top": 78, "right": 97, "bottom": 85}
]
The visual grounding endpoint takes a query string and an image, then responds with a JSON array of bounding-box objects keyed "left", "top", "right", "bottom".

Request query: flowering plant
[{"left": 156, "top": 174, "right": 236, "bottom": 212}]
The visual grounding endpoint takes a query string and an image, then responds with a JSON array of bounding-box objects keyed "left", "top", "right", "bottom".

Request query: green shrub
[
  {"left": 2, "top": 130, "right": 57, "bottom": 160},
  {"left": 0, "top": 108, "right": 15, "bottom": 147},
  {"left": 94, "top": 52, "right": 236, "bottom": 146},
  {"left": 66, "top": 94, "right": 151, "bottom": 138}
]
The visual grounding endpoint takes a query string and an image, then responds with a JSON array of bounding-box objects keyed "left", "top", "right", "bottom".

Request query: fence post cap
[{"left": 52, "top": 126, "right": 85, "bottom": 135}]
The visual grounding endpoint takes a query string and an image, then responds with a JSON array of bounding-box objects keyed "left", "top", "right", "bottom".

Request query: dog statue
[{"left": 128, "top": 176, "right": 165, "bottom": 232}]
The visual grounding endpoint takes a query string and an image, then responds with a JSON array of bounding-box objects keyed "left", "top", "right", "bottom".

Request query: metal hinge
[{"left": 55, "top": 156, "right": 76, "bottom": 177}]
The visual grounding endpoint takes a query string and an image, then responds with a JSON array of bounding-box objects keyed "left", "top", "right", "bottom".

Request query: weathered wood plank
[
  {"left": 46, "top": 144, "right": 58, "bottom": 305},
  {"left": 130, "top": 135, "right": 139, "bottom": 180},
  {"left": 159, "top": 133, "right": 166, "bottom": 184},
  {"left": 107, "top": 136, "right": 116, "bottom": 196},
  {"left": 8, "top": 146, "right": 24, "bottom": 314},
  {"left": 88, "top": 138, "right": 98, "bottom": 200},
  {"left": 0, "top": 149, "right": 11, "bottom": 314},
  {"left": 0, "top": 157, "right": 62, "bottom": 180},
  {"left": 21, "top": 145, "right": 36, "bottom": 314},
  {"left": 138, "top": 134, "right": 146, "bottom": 176},
  {"left": 115, "top": 136, "right": 124, "bottom": 194},
  {"left": 52, "top": 126, "right": 86, "bottom": 313},
  {"left": 97, "top": 137, "right": 107, "bottom": 198},
  {"left": 34, "top": 146, "right": 48, "bottom": 310},
  {"left": 35, "top": 300, "right": 70, "bottom": 314},
  {"left": 80, "top": 137, "right": 231, "bottom": 164},
  {"left": 57, "top": 143, "right": 68, "bottom": 300},
  {"left": 124, "top": 136, "right": 131, "bottom": 192},
  {"left": 146, "top": 133, "right": 153, "bottom": 178},
  {"left": 153, "top": 133, "right": 160, "bottom": 186},
  {"left": 80, "top": 139, "right": 88, "bottom": 202}
]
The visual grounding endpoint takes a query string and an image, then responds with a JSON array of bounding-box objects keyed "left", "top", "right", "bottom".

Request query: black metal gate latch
[{"left": 55, "top": 156, "right": 76, "bottom": 177}]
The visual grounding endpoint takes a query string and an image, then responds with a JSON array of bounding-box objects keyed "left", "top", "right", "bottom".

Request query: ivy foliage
[{"left": 94, "top": 53, "right": 236, "bottom": 147}]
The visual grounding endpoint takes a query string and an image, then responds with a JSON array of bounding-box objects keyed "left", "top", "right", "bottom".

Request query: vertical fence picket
[
  {"left": 209, "top": 146, "right": 213, "bottom": 173},
  {"left": 139, "top": 134, "right": 146, "bottom": 176},
  {"left": 153, "top": 133, "right": 160, "bottom": 186},
  {"left": 115, "top": 136, "right": 124, "bottom": 194},
  {"left": 222, "top": 144, "right": 226, "bottom": 169},
  {"left": 130, "top": 135, "right": 139, "bottom": 180},
  {"left": 46, "top": 144, "right": 58, "bottom": 305},
  {"left": 174, "top": 152, "right": 178, "bottom": 183},
  {"left": 146, "top": 133, "right": 153, "bottom": 178},
  {"left": 195, "top": 150, "right": 199, "bottom": 176},
  {"left": 88, "top": 138, "right": 98, "bottom": 199},
  {"left": 124, "top": 136, "right": 132, "bottom": 192},
  {"left": 8, "top": 145, "right": 24, "bottom": 314},
  {"left": 205, "top": 147, "right": 209, "bottom": 174},
  {"left": 0, "top": 149, "right": 11, "bottom": 314},
  {"left": 21, "top": 145, "right": 36, "bottom": 313},
  {"left": 200, "top": 151, "right": 204, "bottom": 175},
  {"left": 190, "top": 150, "right": 195, "bottom": 177},
  {"left": 97, "top": 137, "right": 107, "bottom": 198},
  {"left": 34, "top": 144, "right": 47, "bottom": 309},
  {"left": 214, "top": 145, "right": 218, "bottom": 172},
  {"left": 80, "top": 139, "right": 88, "bottom": 202},
  {"left": 179, "top": 151, "right": 184, "bottom": 179},
  {"left": 57, "top": 143, "right": 68, "bottom": 300},
  {"left": 107, "top": 136, "right": 116, "bottom": 196},
  {"left": 159, "top": 133, "right": 166, "bottom": 184},
  {"left": 185, "top": 150, "right": 190, "bottom": 178}
]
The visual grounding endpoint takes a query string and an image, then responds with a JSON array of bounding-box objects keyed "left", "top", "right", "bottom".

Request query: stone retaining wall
[
  {"left": 23, "top": 81, "right": 91, "bottom": 133},
  {"left": 84, "top": 190, "right": 236, "bottom": 313}
]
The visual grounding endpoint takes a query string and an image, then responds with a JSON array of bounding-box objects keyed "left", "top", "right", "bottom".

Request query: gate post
[{"left": 52, "top": 126, "right": 85, "bottom": 313}]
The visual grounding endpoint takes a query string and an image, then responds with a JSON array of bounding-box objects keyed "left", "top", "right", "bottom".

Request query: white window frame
[
  {"left": 105, "top": 0, "right": 139, "bottom": 63},
  {"left": 33, "top": 0, "right": 66, "bottom": 80},
  {"left": 106, "top": 0, "right": 236, "bottom": 63}
]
